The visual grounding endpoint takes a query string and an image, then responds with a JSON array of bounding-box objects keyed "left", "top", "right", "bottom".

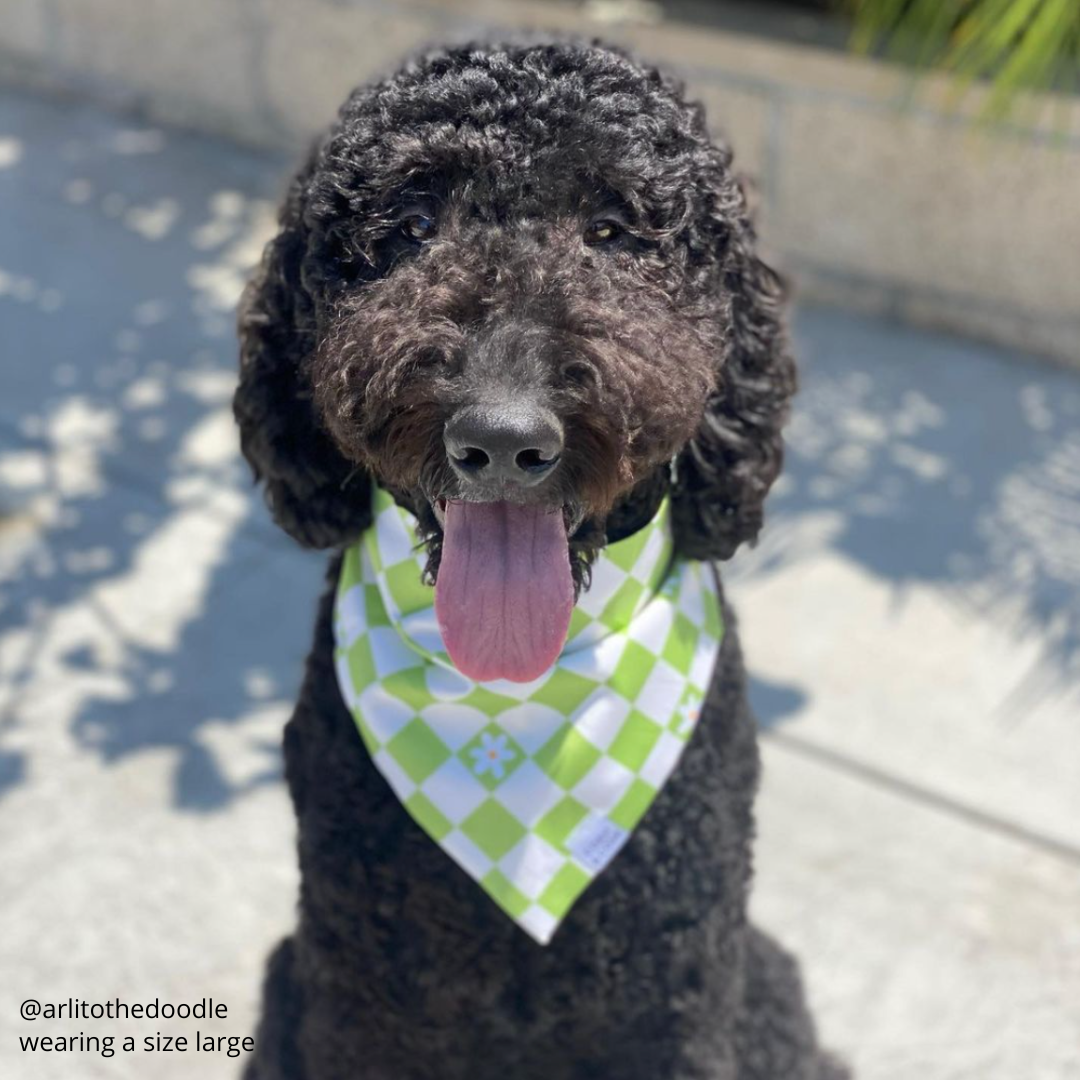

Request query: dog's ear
[
  {"left": 671, "top": 168, "right": 796, "bottom": 562},
  {"left": 234, "top": 155, "right": 372, "bottom": 548}
]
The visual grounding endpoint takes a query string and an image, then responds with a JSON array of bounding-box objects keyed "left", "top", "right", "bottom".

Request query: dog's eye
[
  {"left": 584, "top": 219, "right": 622, "bottom": 246},
  {"left": 402, "top": 214, "right": 437, "bottom": 243}
]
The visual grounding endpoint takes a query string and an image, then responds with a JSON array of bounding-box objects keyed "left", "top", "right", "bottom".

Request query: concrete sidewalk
[{"left": 1, "top": 88, "right": 1078, "bottom": 1080}]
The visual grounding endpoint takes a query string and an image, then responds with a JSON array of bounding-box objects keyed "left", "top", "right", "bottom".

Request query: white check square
[
  {"left": 443, "top": 830, "right": 494, "bottom": 879},
  {"left": 571, "top": 756, "right": 635, "bottom": 814},
  {"left": 690, "top": 636, "right": 719, "bottom": 691},
  {"left": 519, "top": 904, "right": 559, "bottom": 945},
  {"left": 633, "top": 658, "right": 685, "bottom": 721},
  {"left": 569, "top": 689, "right": 631, "bottom": 752},
  {"left": 639, "top": 730, "right": 684, "bottom": 788},
  {"left": 492, "top": 761, "right": 565, "bottom": 825},
  {"left": 421, "top": 757, "right": 489, "bottom": 823},
  {"left": 497, "top": 703, "right": 565, "bottom": 755},
  {"left": 418, "top": 702, "right": 488, "bottom": 751},
  {"left": 335, "top": 584, "right": 368, "bottom": 647},
  {"left": 626, "top": 598, "right": 674, "bottom": 652},
  {"left": 358, "top": 683, "right": 413, "bottom": 745},
  {"left": 576, "top": 556, "right": 625, "bottom": 616},
  {"left": 499, "top": 835, "right": 565, "bottom": 900},
  {"left": 368, "top": 626, "right": 423, "bottom": 679},
  {"left": 372, "top": 747, "right": 417, "bottom": 801}
]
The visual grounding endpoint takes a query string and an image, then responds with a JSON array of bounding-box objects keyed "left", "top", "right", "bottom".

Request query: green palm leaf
[{"left": 845, "top": 0, "right": 1080, "bottom": 122}]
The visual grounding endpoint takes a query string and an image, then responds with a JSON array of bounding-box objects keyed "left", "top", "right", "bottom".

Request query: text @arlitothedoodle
[{"left": 18, "top": 998, "right": 255, "bottom": 1059}]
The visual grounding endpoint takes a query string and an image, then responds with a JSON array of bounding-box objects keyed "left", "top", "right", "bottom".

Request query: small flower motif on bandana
[
  {"left": 674, "top": 698, "right": 702, "bottom": 738},
  {"left": 469, "top": 732, "right": 517, "bottom": 779}
]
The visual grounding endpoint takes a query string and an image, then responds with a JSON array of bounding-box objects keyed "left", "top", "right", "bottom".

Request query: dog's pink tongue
[{"left": 436, "top": 501, "right": 574, "bottom": 683}]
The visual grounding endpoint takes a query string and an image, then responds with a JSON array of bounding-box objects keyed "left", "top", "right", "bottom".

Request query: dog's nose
[{"left": 444, "top": 402, "right": 563, "bottom": 488}]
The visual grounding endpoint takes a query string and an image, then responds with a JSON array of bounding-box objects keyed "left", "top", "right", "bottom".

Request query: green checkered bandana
[{"left": 333, "top": 488, "right": 723, "bottom": 944}]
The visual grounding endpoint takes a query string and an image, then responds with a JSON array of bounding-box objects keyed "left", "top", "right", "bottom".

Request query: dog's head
[{"left": 236, "top": 39, "right": 794, "bottom": 680}]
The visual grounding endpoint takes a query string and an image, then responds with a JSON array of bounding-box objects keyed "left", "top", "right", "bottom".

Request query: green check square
[
  {"left": 404, "top": 791, "right": 452, "bottom": 841},
  {"left": 609, "top": 778, "right": 657, "bottom": 830},
  {"left": 461, "top": 799, "right": 528, "bottom": 861},
  {"left": 460, "top": 685, "right": 520, "bottom": 717},
  {"left": 604, "top": 524, "right": 651, "bottom": 572},
  {"left": 565, "top": 606, "right": 594, "bottom": 644},
  {"left": 533, "top": 726, "right": 602, "bottom": 790},
  {"left": 385, "top": 718, "right": 450, "bottom": 783},
  {"left": 353, "top": 714, "right": 379, "bottom": 756},
  {"left": 642, "top": 545, "right": 673, "bottom": 596},
  {"left": 539, "top": 863, "right": 591, "bottom": 917},
  {"left": 482, "top": 869, "right": 530, "bottom": 919},
  {"left": 529, "top": 669, "right": 596, "bottom": 713},
  {"left": 535, "top": 795, "right": 588, "bottom": 851},
  {"left": 365, "top": 536, "right": 383, "bottom": 574},
  {"left": 607, "top": 710, "right": 663, "bottom": 772},
  {"left": 338, "top": 547, "right": 363, "bottom": 590},
  {"left": 608, "top": 639, "right": 657, "bottom": 700},
  {"left": 346, "top": 637, "right": 376, "bottom": 696},
  {"left": 703, "top": 580, "right": 723, "bottom": 638},
  {"left": 364, "top": 583, "right": 390, "bottom": 627},
  {"left": 662, "top": 612, "right": 698, "bottom": 675},
  {"left": 599, "top": 578, "right": 644, "bottom": 630},
  {"left": 383, "top": 559, "right": 431, "bottom": 616},
  {"left": 382, "top": 669, "right": 433, "bottom": 712}
]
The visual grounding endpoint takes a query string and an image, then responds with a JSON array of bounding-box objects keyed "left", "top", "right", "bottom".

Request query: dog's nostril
[
  {"left": 454, "top": 446, "right": 490, "bottom": 471},
  {"left": 516, "top": 448, "right": 559, "bottom": 473}
]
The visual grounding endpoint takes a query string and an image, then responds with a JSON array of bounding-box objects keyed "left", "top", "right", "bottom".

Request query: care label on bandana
[{"left": 333, "top": 488, "right": 723, "bottom": 944}]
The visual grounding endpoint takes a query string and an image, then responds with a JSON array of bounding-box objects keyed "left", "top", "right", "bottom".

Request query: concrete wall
[{"left": 1, "top": 0, "right": 1077, "bottom": 364}]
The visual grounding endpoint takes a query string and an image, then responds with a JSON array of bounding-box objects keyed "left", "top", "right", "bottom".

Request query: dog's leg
[
  {"left": 244, "top": 937, "right": 305, "bottom": 1080},
  {"left": 734, "top": 927, "right": 850, "bottom": 1080}
]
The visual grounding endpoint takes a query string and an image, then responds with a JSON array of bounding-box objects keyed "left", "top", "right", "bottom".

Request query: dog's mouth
[{"left": 430, "top": 498, "right": 577, "bottom": 684}]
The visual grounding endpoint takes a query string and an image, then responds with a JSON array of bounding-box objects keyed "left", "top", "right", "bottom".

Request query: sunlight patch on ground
[
  {"left": 187, "top": 192, "right": 276, "bottom": 324},
  {"left": 0, "top": 137, "right": 22, "bottom": 168},
  {"left": 125, "top": 197, "right": 181, "bottom": 241}
]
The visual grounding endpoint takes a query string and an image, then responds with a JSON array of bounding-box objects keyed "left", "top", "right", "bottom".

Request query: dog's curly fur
[{"left": 236, "top": 37, "right": 847, "bottom": 1080}]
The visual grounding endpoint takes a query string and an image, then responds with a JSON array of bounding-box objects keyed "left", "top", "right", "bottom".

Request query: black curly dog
[{"left": 235, "top": 38, "right": 848, "bottom": 1080}]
